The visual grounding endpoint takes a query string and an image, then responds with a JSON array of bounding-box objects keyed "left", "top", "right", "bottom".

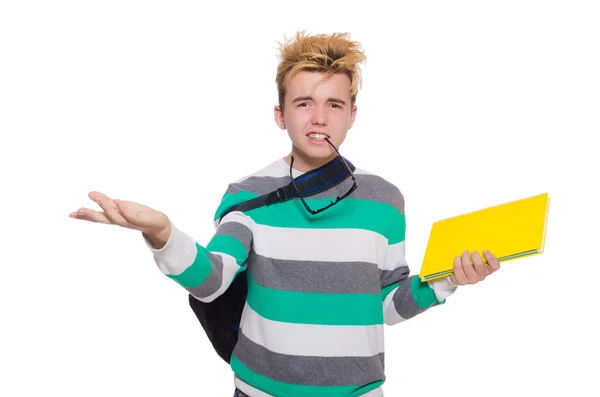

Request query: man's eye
[
  {"left": 298, "top": 102, "right": 308, "bottom": 107},
  {"left": 331, "top": 104, "right": 340, "bottom": 108}
]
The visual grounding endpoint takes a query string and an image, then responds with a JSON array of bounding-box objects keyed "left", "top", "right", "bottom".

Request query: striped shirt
[{"left": 146, "top": 157, "right": 457, "bottom": 397}]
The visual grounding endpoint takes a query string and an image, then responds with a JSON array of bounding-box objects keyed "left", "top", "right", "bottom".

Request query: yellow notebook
[{"left": 419, "top": 193, "right": 550, "bottom": 282}]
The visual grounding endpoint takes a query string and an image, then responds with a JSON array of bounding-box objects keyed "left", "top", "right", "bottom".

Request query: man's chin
[
  {"left": 301, "top": 148, "right": 336, "bottom": 160},
  {"left": 289, "top": 147, "right": 337, "bottom": 169}
]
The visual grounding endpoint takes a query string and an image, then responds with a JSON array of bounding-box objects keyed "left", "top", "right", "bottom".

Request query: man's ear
[{"left": 274, "top": 105, "right": 286, "bottom": 130}]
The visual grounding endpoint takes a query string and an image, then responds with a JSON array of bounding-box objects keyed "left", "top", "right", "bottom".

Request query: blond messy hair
[{"left": 276, "top": 31, "right": 367, "bottom": 111}]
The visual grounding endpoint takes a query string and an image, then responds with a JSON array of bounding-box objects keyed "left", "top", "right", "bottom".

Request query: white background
[{"left": 1, "top": 1, "right": 599, "bottom": 396}]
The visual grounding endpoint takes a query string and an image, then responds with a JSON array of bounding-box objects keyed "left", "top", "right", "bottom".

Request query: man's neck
[{"left": 283, "top": 151, "right": 337, "bottom": 173}]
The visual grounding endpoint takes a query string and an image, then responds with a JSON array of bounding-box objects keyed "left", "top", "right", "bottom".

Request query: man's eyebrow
[
  {"left": 291, "top": 96, "right": 347, "bottom": 105},
  {"left": 328, "top": 97, "right": 347, "bottom": 105},
  {"left": 292, "top": 96, "right": 313, "bottom": 103}
]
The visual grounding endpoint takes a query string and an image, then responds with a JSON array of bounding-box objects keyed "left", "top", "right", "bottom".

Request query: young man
[{"left": 71, "top": 31, "right": 500, "bottom": 397}]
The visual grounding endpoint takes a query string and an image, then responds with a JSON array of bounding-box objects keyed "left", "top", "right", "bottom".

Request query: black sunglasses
[{"left": 289, "top": 137, "right": 358, "bottom": 215}]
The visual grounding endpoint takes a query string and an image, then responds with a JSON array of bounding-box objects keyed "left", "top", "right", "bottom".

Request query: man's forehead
[{"left": 285, "top": 71, "right": 351, "bottom": 99}]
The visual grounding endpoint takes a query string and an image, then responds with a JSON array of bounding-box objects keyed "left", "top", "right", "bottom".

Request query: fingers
[
  {"left": 71, "top": 192, "right": 166, "bottom": 234},
  {"left": 461, "top": 250, "right": 480, "bottom": 283},
  {"left": 69, "top": 207, "right": 112, "bottom": 224},
  {"left": 88, "top": 191, "right": 131, "bottom": 227},
  {"left": 452, "top": 255, "right": 467, "bottom": 284},
  {"left": 483, "top": 249, "right": 501, "bottom": 274},
  {"left": 451, "top": 249, "right": 501, "bottom": 286},
  {"left": 70, "top": 191, "right": 132, "bottom": 228},
  {"left": 453, "top": 250, "right": 482, "bottom": 285},
  {"left": 472, "top": 250, "right": 487, "bottom": 279}
]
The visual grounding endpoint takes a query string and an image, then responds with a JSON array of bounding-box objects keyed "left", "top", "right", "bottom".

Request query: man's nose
[{"left": 311, "top": 106, "right": 328, "bottom": 126}]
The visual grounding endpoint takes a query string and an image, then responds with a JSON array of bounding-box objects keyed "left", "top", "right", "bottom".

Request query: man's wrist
[{"left": 144, "top": 222, "right": 172, "bottom": 250}]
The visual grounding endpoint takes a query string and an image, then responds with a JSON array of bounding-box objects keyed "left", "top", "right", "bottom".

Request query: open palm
[{"left": 70, "top": 191, "right": 170, "bottom": 236}]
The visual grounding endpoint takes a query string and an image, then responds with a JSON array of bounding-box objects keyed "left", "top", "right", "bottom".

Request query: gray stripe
[
  {"left": 188, "top": 222, "right": 252, "bottom": 298},
  {"left": 227, "top": 173, "right": 404, "bottom": 214},
  {"left": 215, "top": 221, "right": 253, "bottom": 253},
  {"left": 380, "top": 266, "right": 410, "bottom": 288},
  {"left": 249, "top": 254, "right": 381, "bottom": 294},
  {"left": 233, "top": 332, "right": 385, "bottom": 386},
  {"left": 356, "top": 175, "right": 404, "bottom": 215},
  {"left": 187, "top": 252, "right": 224, "bottom": 299},
  {"left": 313, "top": 175, "right": 404, "bottom": 215},
  {"left": 392, "top": 275, "right": 429, "bottom": 319}
]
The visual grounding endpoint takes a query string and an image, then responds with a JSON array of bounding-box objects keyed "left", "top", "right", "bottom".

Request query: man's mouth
[{"left": 307, "top": 133, "right": 329, "bottom": 141}]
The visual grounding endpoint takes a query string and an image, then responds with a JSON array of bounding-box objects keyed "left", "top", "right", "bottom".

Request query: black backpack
[{"left": 188, "top": 156, "right": 355, "bottom": 363}]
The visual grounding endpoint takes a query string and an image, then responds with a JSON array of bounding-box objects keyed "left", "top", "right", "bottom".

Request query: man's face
[{"left": 274, "top": 71, "right": 357, "bottom": 171}]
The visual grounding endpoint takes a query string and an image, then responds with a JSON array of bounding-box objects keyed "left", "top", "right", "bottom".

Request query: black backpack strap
[{"left": 219, "top": 156, "right": 355, "bottom": 222}]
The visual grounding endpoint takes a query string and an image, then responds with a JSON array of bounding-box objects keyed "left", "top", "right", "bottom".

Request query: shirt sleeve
[
  {"left": 380, "top": 189, "right": 458, "bottom": 326},
  {"left": 143, "top": 189, "right": 254, "bottom": 303}
]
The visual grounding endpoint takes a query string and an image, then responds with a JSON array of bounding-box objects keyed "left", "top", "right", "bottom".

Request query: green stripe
[
  {"left": 167, "top": 235, "right": 247, "bottom": 288},
  {"left": 247, "top": 273, "right": 383, "bottom": 326},
  {"left": 248, "top": 197, "right": 404, "bottom": 243},
  {"left": 232, "top": 355, "right": 384, "bottom": 397},
  {"left": 241, "top": 193, "right": 405, "bottom": 244},
  {"left": 410, "top": 276, "right": 443, "bottom": 308},
  {"left": 381, "top": 282, "right": 399, "bottom": 301},
  {"left": 214, "top": 191, "right": 260, "bottom": 221}
]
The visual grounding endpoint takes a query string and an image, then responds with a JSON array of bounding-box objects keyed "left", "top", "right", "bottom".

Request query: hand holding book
[
  {"left": 449, "top": 249, "right": 501, "bottom": 285},
  {"left": 420, "top": 193, "right": 549, "bottom": 282}
]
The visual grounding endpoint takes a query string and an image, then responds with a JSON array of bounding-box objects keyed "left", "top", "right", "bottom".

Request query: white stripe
[
  {"left": 234, "top": 158, "right": 304, "bottom": 182},
  {"left": 354, "top": 167, "right": 374, "bottom": 175},
  {"left": 383, "top": 241, "right": 407, "bottom": 271},
  {"left": 235, "top": 158, "right": 372, "bottom": 183},
  {"left": 234, "top": 376, "right": 384, "bottom": 396},
  {"left": 382, "top": 285, "right": 406, "bottom": 326},
  {"left": 146, "top": 223, "right": 198, "bottom": 276},
  {"left": 234, "top": 159, "right": 371, "bottom": 184},
  {"left": 219, "top": 210, "right": 253, "bottom": 228},
  {"left": 428, "top": 277, "right": 458, "bottom": 301},
  {"left": 252, "top": 223, "right": 387, "bottom": 266},
  {"left": 196, "top": 251, "right": 242, "bottom": 303},
  {"left": 214, "top": 204, "right": 254, "bottom": 229},
  {"left": 234, "top": 376, "right": 274, "bottom": 397},
  {"left": 363, "top": 387, "right": 385, "bottom": 396},
  {"left": 240, "top": 303, "right": 384, "bottom": 357}
]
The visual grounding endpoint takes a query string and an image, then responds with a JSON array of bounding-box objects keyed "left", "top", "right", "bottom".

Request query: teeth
[{"left": 309, "top": 134, "right": 328, "bottom": 140}]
